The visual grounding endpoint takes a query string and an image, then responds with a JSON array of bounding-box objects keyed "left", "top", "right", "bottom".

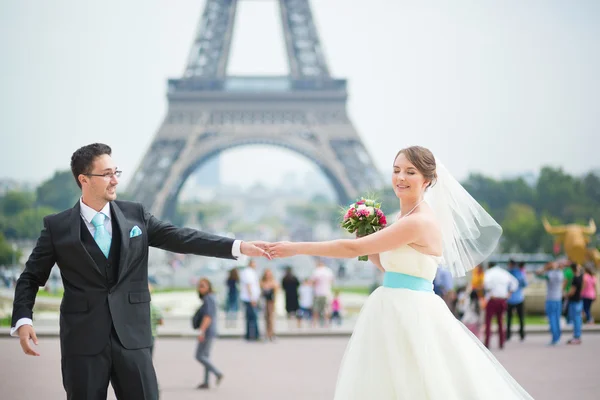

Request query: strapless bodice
[{"left": 379, "top": 246, "right": 440, "bottom": 282}]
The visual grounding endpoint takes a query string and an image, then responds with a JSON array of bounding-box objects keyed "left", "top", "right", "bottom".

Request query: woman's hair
[
  {"left": 584, "top": 266, "right": 596, "bottom": 275},
  {"left": 262, "top": 268, "right": 274, "bottom": 282},
  {"left": 198, "top": 277, "right": 213, "bottom": 294},
  {"left": 395, "top": 146, "right": 438, "bottom": 188},
  {"left": 228, "top": 268, "right": 239, "bottom": 281}
]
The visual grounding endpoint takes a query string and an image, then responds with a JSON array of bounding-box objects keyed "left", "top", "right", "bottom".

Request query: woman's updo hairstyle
[{"left": 395, "top": 146, "right": 438, "bottom": 188}]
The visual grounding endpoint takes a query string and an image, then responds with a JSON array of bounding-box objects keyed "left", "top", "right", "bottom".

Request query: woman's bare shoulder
[
  {"left": 404, "top": 210, "right": 441, "bottom": 232},
  {"left": 405, "top": 211, "right": 443, "bottom": 251}
]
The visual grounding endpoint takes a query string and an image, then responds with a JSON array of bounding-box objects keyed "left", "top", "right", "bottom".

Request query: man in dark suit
[{"left": 11, "top": 143, "right": 270, "bottom": 400}]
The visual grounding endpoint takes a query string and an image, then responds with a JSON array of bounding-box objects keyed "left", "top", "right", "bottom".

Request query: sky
[{"left": 1, "top": 0, "right": 599, "bottom": 193}]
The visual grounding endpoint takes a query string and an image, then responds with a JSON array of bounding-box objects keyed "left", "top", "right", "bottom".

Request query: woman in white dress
[{"left": 268, "top": 146, "right": 533, "bottom": 400}]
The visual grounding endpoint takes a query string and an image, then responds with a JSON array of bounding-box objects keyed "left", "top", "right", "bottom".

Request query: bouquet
[{"left": 341, "top": 197, "right": 387, "bottom": 261}]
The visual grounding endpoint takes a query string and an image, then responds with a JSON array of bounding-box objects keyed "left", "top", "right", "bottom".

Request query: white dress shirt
[
  {"left": 311, "top": 266, "right": 334, "bottom": 297},
  {"left": 483, "top": 266, "right": 519, "bottom": 299},
  {"left": 239, "top": 267, "right": 261, "bottom": 302},
  {"left": 11, "top": 198, "right": 242, "bottom": 336}
]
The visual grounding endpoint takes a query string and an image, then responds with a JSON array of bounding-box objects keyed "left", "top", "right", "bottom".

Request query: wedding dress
[{"left": 333, "top": 245, "right": 533, "bottom": 400}]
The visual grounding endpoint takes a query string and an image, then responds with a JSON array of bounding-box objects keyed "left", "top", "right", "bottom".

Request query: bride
[{"left": 268, "top": 146, "right": 533, "bottom": 399}]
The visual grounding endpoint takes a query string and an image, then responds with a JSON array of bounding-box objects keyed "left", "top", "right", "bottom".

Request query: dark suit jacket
[{"left": 11, "top": 200, "right": 235, "bottom": 356}]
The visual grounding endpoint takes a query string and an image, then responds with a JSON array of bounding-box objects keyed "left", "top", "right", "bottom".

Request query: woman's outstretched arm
[{"left": 269, "top": 215, "right": 427, "bottom": 259}]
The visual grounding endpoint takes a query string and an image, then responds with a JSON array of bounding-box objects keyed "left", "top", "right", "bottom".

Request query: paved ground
[{"left": 1, "top": 334, "right": 598, "bottom": 399}]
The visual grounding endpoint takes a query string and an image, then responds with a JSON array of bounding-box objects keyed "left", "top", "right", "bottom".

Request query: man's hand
[
  {"left": 198, "top": 331, "right": 205, "bottom": 342},
  {"left": 240, "top": 241, "right": 272, "bottom": 260},
  {"left": 18, "top": 325, "right": 40, "bottom": 356}
]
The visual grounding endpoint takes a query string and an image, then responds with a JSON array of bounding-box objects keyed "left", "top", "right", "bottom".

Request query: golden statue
[{"left": 542, "top": 218, "right": 600, "bottom": 266}]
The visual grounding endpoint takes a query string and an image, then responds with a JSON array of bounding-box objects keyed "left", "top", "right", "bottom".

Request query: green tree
[
  {"left": 462, "top": 174, "right": 507, "bottom": 214},
  {"left": 36, "top": 170, "right": 80, "bottom": 211},
  {"left": 582, "top": 172, "right": 600, "bottom": 204},
  {"left": 501, "top": 203, "right": 541, "bottom": 252},
  {"left": 503, "top": 178, "right": 536, "bottom": 208},
  {"left": 0, "top": 232, "right": 21, "bottom": 266},
  {"left": 5, "top": 207, "right": 57, "bottom": 240},
  {"left": 535, "top": 167, "right": 580, "bottom": 219},
  {"left": 0, "top": 191, "right": 35, "bottom": 217}
]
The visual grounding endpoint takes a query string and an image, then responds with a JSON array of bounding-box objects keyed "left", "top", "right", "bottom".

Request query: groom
[{"left": 11, "top": 143, "right": 270, "bottom": 400}]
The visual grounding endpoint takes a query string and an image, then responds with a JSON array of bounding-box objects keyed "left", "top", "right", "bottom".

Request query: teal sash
[{"left": 382, "top": 271, "right": 433, "bottom": 293}]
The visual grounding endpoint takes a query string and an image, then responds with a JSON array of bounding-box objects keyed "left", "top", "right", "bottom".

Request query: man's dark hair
[{"left": 70, "top": 143, "right": 112, "bottom": 188}]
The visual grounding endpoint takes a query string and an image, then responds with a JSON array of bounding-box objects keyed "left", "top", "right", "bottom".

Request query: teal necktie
[{"left": 91, "top": 212, "right": 111, "bottom": 258}]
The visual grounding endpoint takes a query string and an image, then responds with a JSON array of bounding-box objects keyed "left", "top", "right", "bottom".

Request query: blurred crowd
[{"left": 433, "top": 259, "right": 597, "bottom": 349}]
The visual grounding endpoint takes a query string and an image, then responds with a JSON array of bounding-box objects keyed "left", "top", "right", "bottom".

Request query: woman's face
[
  {"left": 197, "top": 280, "right": 210, "bottom": 296},
  {"left": 264, "top": 269, "right": 273, "bottom": 280},
  {"left": 391, "top": 153, "right": 428, "bottom": 199}
]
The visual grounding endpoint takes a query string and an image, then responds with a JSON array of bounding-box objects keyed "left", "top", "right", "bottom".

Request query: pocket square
[{"left": 129, "top": 225, "right": 142, "bottom": 238}]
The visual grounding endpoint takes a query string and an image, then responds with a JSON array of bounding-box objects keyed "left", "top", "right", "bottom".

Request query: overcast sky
[{"left": 1, "top": 0, "right": 598, "bottom": 192}]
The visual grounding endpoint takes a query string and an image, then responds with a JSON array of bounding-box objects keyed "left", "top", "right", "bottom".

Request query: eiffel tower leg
[
  {"left": 184, "top": 0, "right": 238, "bottom": 79},
  {"left": 127, "top": 138, "right": 188, "bottom": 216}
]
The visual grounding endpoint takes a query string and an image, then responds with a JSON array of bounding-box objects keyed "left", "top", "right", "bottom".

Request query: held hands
[
  {"left": 240, "top": 241, "right": 272, "bottom": 260},
  {"left": 240, "top": 240, "right": 298, "bottom": 259},
  {"left": 18, "top": 325, "right": 40, "bottom": 356}
]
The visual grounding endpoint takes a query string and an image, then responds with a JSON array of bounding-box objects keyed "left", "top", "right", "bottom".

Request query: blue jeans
[
  {"left": 195, "top": 336, "right": 221, "bottom": 384},
  {"left": 582, "top": 298, "right": 594, "bottom": 322},
  {"left": 226, "top": 294, "right": 239, "bottom": 321},
  {"left": 545, "top": 300, "right": 562, "bottom": 343},
  {"left": 568, "top": 300, "right": 583, "bottom": 339},
  {"left": 244, "top": 301, "right": 259, "bottom": 340}
]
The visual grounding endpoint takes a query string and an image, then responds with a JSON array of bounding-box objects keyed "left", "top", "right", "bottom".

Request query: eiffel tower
[{"left": 128, "top": 0, "right": 384, "bottom": 219}]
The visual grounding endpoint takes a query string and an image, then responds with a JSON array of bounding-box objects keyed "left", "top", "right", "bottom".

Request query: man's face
[{"left": 80, "top": 154, "right": 119, "bottom": 203}]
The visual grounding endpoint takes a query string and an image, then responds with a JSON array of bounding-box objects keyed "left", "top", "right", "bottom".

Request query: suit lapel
[
  {"left": 111, "top": 201, "right": 131, "bottom": 281},
  {"left": 69, "top": 202, "right": 103, "bottom": 278}
]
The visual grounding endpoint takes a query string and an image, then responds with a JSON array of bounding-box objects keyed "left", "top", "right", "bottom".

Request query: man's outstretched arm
[{"left": 143, "top": 206, "right": 271, "bottom": 260}]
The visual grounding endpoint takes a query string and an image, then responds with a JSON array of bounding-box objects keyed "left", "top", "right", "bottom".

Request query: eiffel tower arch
[{"left": 128, "top": 0, "right": 384, "bottom": 219}]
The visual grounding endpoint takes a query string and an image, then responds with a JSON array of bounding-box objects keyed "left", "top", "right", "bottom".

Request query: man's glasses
[{"left": 86, "top": 170, "right": 122, "bottom": 179}]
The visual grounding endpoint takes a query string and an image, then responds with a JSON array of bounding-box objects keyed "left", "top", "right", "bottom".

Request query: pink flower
[
  {"left": 356, "top": 209, "right": 369, "bottom": 217},
  {"left": 344, "top": 208, "right": 356, "bottom": 220},
  {"left": 356, "top": 200, "right": 365, "bottom": 205},
  {"left": 379, "top": 215, "right": 387, "bottom": 226},
  {"left": 376, "top": 209, "right": 384, "bottom": 217}
]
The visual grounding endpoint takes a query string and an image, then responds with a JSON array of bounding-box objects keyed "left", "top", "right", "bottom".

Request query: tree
[
  {"left": 582, "top": 172, "right": 600, "bottom": 204},
  {"left": 535, "top": 167, "right": 580, "bottom": 219},
  {"left": 36, "top": 170, "right": 80, "bottom": 211},
  {"left": 5, "top": 207, "right": 57, "bottom": 240},
  {"left": 462, "top": 174, "right": 507, "bottom": 214},
  {"left": 0, "top": 190, "right": 35, "bottom": 217},
  {"left": 500, "top": 203, "right": 541, "bottom": 252},
  {"left": 0, "top": 232, "right": 21, "bottom": 266}
]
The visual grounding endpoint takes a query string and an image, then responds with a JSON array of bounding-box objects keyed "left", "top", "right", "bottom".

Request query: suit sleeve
[
  {"left": 142, "top": 205, "right": 236, "bottom": 260},
  {"left": 11, "top": 217, "right": 57, "bottom": 326}
]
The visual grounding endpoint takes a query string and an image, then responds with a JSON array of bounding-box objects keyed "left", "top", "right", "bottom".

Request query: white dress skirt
[{"left": 333, "top": 246, "right": 533, "bottom": 400}]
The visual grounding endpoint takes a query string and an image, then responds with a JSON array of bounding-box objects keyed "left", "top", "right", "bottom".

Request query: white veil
[{"left": 424, "top": 160, "right": 503, "bottom": 277}]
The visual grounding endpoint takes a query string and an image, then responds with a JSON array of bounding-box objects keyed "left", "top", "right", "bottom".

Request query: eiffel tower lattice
[{"left": 128, "top": 0, "right": 384, "bottom": 218}]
